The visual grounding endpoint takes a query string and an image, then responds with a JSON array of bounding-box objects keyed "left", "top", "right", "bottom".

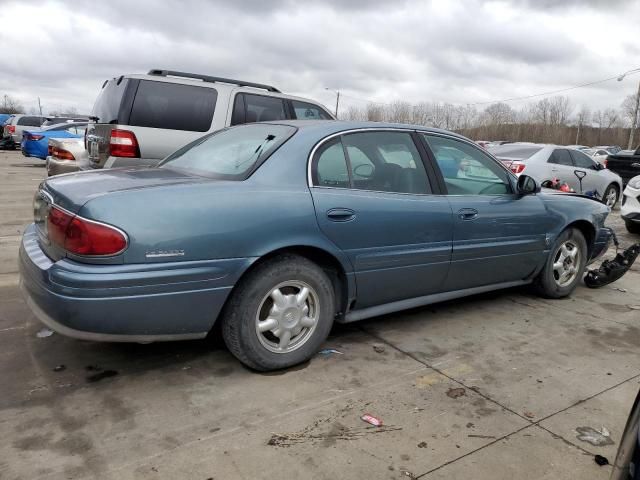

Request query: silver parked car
[
  {"left": 2, "top": 114, "right": 45, "bottom": 146},
  {"left": 489, "top": 143, "right": 623, "bottom": 208},
  {"left": 46, "top": 138, "right": 87, "bottom": 176}
]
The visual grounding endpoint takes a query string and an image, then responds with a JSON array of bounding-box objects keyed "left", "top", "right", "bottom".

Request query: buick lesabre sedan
[{"left": 20, "top": 121, "right": 613, "bottom": 371}]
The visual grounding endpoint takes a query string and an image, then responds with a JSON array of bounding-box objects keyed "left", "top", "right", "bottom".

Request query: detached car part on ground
[{"left": 20, "top": 121, "right": 613, "bottom": 371}]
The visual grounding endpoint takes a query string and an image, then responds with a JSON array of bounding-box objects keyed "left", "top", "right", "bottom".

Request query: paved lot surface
[{"left": 1, "top": 149, "right": 639, "bottom": 479}]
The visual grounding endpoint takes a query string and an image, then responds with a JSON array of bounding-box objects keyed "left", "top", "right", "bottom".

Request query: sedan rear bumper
[
  {"left": 19, "top": 223, "right": 253, "bottom": 342},
  {"left": 46, "top": 156, "right": 79, "bottom": 176}
]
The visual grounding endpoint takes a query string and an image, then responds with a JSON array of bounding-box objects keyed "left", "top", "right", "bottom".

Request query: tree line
[{"left": 342, "top": 94, "right": 639, "bottom": 148}]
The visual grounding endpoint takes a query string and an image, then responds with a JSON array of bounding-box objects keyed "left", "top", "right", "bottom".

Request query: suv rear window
[
  {"left": 160, "top": 124, "right": 296, "bottom": 179},
  {"left": 17, "top": 116, "right": 44, "bottom": 127},
  {"left": 92, "top": 78, "right": 129, "bottom": 124},
  {"left": 231, "top": 93, "right": 288, "bottom": 125},
  {"left": 291, "top": 100, "right": 332, "bottom": 120},
  {"left": 128, "top": 80, "right": 217, "bottom": 132}
]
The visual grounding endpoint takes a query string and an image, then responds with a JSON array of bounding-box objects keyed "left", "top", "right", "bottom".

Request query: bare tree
[
  {"left": 481, "top": 102, "right": 514, "bottom": 126},
  {"left": 0, "top": 94, "right": 25, "bottom": 114}
]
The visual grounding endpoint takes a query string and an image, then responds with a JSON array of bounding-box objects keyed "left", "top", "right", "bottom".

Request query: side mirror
[
  {"left": 517, "top": 174, "right": 540, "bottom": 194},
  {"left": 595, "top": 162, "right": 605, "bottom": 171}
]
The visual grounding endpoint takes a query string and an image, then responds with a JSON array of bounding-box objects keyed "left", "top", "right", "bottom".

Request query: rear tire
[
  {"left": 602, "top": 184, "right": 619, "bottom": 209},
  {"left": 534, "top": 228, "right": 587, "bottom": 299},
  {"left": 221, "top": 254, "right": 335, "bottom": 371},
  {"left": 626, "top": 220, "right": 640, "bottom": 234}
]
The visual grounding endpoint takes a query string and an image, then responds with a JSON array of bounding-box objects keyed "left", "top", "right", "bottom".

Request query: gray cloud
[{"left": 0, "top": 0, "right": 638, "bottom": 115}]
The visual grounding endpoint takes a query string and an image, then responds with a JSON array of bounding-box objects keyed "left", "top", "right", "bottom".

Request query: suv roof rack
[{"left": 147, "top": 69, "right": 281, "bottom": 93}]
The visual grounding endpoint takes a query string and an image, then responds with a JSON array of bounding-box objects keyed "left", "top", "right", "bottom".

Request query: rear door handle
[
  {"left": 457, "top": 208, "right": 478, "bottom": 221},
  {"left": 327, "top": 208, "right": 356, "bottom": 222}
]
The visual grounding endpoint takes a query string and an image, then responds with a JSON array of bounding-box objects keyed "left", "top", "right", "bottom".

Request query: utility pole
[
  {"left": 325, "top": 88, "right": 340, "bottom": 119},
  {"left": 575, "top": 121, "right": 581, "bottom": 145},
  {"left": 617, "top": 68, "right": 640, "bottom": 150},
  {"left": 629, "top": 79, "right": 640, "bottom": 150},
  {"left": 37, "top": 97, "right": 43, "bottom": 116}
]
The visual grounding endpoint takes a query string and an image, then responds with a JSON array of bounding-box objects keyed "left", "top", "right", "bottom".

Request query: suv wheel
[
  {"left": 222, "top": 254, "right": 335, "bottom": 371},
  {"left": 534, "top": 228, "right": 587, "bottom": 298}
]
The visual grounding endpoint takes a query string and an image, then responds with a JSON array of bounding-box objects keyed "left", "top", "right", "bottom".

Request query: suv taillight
[
  {"left": 509, "top": 161, "right": 526, "bottom": 174},
  {"left": 109, "top": 129, "right": 140, "bottom": 158},
  {"left": 7, "top": 125, "right": 15, "bottom": 134},
  {"left": 47, "top": 206, "right": 127, "bottom": 256}
]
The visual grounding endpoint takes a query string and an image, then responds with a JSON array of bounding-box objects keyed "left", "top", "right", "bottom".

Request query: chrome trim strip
[{"left": 21, "top": 281, "right": 207, "bottom": 343}]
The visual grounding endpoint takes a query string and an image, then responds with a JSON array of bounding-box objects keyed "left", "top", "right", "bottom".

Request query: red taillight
[
  {"left": 51, "top": 146, "right": 75, "bottom": 161},
  {"left": 109, "top": 129, "right": 140, "bottom": 158},
  {"left": 47, "top": 206, "right": 127, "bottom": 256},
  {"left": 29, "top": 134, "right": 44, "bottom": 141},
  {"left": 604, "top": 159, "right": 608, "bottom": 168},
  {"left": 7, "top": 125, "right": 16, "bottom": 134},
  {"left": 509, "top": 162, "right": 526, "bottom": 174}
]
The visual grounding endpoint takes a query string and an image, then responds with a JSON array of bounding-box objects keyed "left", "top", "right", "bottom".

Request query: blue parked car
[
  {"left": 21, "top": 122, "right": 87, "bottom": 160},
  {"left": 0, "top": 113, "right": 11, "bottom": 125},
  {"left": 20, "top": 121, "right": 613, "bottom": 370}
]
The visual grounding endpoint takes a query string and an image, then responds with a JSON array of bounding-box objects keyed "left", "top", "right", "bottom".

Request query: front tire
[
  {"left": 221, "top": 254, "right": 335, "bottom": 371},
  {"left": 603, "top": 184, "right": 619, "bottom": 209},
  {"left": 534, "top": 228, "right": 587, "bottom": 299}
]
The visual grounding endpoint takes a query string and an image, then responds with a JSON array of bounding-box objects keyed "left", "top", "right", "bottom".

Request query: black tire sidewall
[
  {"left": 537, "top": 228, "right": 588, "bottom": 298},
  {"left": 222, "top": 255, "right": 335, "bottom": 371}
]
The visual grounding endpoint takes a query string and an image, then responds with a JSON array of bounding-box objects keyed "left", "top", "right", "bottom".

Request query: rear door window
[
  {"left": 231, "top": 93, "right": 287, "bottom": 125},
  {"left": 548, "top": 149, "right": 573, "bottom": 166},
  {"left": 313, "top": 138, "right": 350, "bottom": 188},
  {"left": 291, "top": 100, "right": 332, "bottom": 120},
  {"left": 128, "top": 80, "right": 217, "bottom": 132},
  {"left": 342, "top": 131, "right": 432, "bottom": 194}
]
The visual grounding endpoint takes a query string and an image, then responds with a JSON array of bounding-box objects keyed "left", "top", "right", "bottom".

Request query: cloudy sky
[{"left": 1, "top": 0, "right": 639, "bottom": 117}]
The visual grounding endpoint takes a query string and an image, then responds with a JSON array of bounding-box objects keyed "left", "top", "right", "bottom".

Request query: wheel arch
[
  {"left": 565, "top": 220, "right": 596, "bottom": 258},
  {"left": 211, "top": 244, "right": 354, "bottom": 334}
]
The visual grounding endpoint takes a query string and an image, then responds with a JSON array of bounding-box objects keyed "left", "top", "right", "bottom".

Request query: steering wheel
[{"left": 353, "top": 163, "right": 375, "bottom": 179}]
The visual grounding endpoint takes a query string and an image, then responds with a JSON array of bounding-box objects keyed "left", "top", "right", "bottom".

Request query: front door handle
[
  {"left": 327, "top": 208, "right": 356, "bottom": 222},
  {"left": 458, "top": 208, "right": 478, "bottom": 221}
]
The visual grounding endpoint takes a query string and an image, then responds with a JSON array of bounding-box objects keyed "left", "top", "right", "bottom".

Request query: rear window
[
  {"left": 92, "top": 78, "right": 129, "bottom": 124},
  {"left": 17, "top": 116, "right": 44, "bottom": 127},
  {"left": 488, "top": 145, "right": 543, "bottom": 160},
  {"left": 128, "top": 80, "right": 217, "bottom": 132},
  {"left": 159, "top": 124, "right": 296, "bottom": 179}
]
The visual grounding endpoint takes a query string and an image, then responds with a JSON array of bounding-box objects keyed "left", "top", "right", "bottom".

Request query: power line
[{"left": 336, "top": 67, "right": 640, "bottom": 109}]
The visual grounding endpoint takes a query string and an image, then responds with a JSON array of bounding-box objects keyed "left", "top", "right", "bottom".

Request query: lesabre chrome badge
[{"left": 145, "top": 250, "right": 185, "bottom": 258}]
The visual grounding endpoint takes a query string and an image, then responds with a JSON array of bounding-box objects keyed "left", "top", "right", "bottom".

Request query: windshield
[
  {"left": 160, "top": 124, "right": 296, "bottom": 179},
  {"left": 488, "top": 144, "right": 543, "bottom": 160}
]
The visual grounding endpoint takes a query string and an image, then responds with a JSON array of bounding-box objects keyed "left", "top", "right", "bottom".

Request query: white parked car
[
  {"left": 489, "top": 143, "right": 623, "bottom": 208},
  {"left": 584, "top": 148, "right": 612, "bottom": 165},
  {"left": 621, "top": 175, "right": 640, "bottom": 233}
]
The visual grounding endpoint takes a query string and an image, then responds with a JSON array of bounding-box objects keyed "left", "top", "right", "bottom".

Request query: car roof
[{"left": 259, "top": 120, "right": 471, "bottom": 141}]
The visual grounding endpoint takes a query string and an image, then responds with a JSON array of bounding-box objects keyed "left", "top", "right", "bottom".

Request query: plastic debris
[
  {"left": 417, "top": 441, "right": 427, "bottom": 448},
  {"left": 446, "top": 387, "right": 466, "bottom": 399},
  {"left": 361, "top": 413, "right": 383, "bottom": 427},
  {"left": 615, "top": 287, "right": 628, "bottom": 292},
  {"left": 594, "top": 454, "right": 609, "bottom": 466},
  {"left": 318, "top": 349, "right": 343, "bottom": 356},
  {"left": 36, "top": 328, "right": 54, "bottom": 338},
  {"left": 628, "top": 305, "right": 640, "bottom": 310},
  {"left": 372, "top": 344, "right": 386, "bottom": 354},
  {"left": 575, "top": 426, "right": 614, "bottom": 446},
  {"left": 52, "top": 365, "right": 66, "bottom": 372}
]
